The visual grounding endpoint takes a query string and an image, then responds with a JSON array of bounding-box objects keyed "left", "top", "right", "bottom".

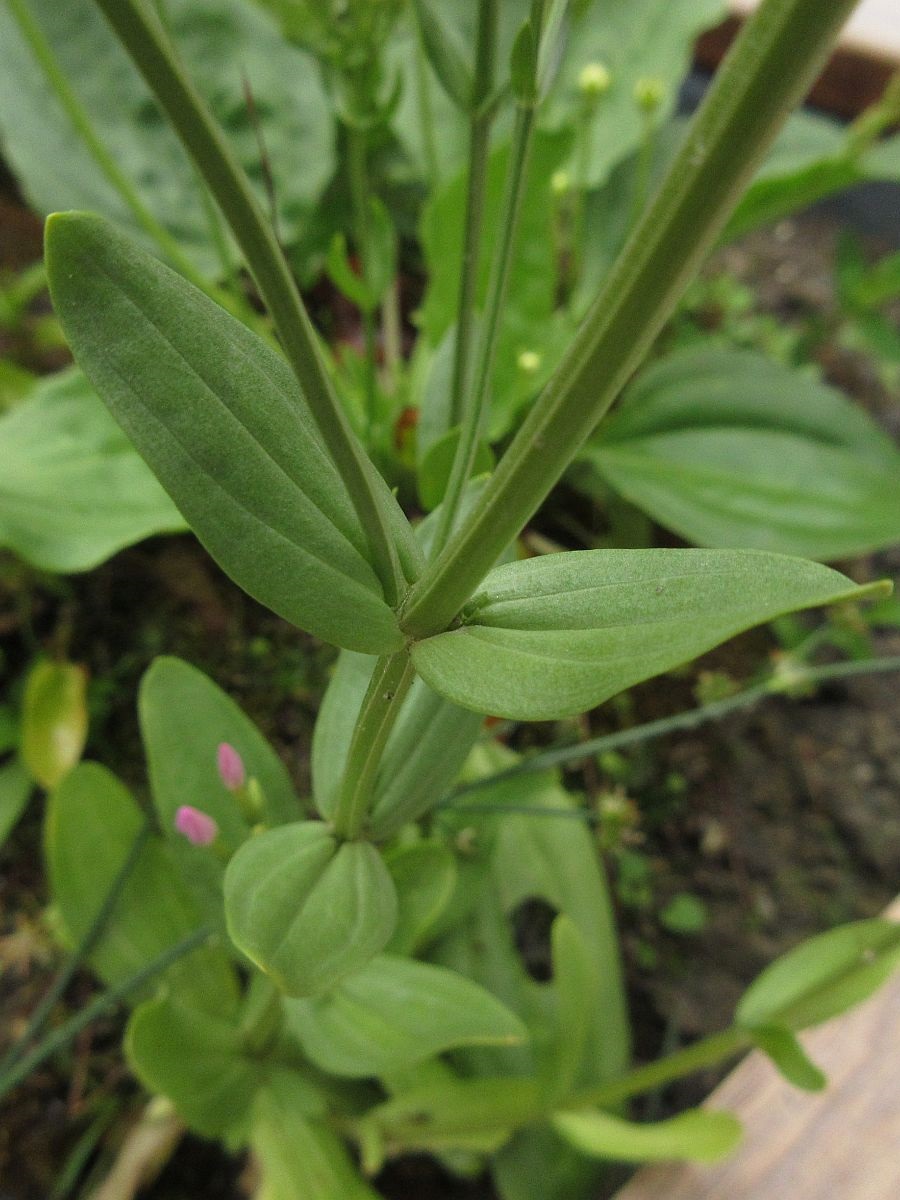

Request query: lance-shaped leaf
[
  {"left": 736, "top": 918, "right": 900, "bottom": 1033},
  {"left": 0, "top": 369, "right": 185, "bottom": 573},
  {"left": 224, "top": 821, "right": 397, "bottom": 997},
  {"left": 283, "top": 954, "right": 528, "bottom": 1078},
  {"left": 575, "top": 348, "right": 900, "bottom": 560},
  {"left": 411, "top": 549, "right": 889, "bottom": 720},
  {"left": 45, "top": 212, "right": 405, "bottom": 654},
  {"left": 552, "top": 1108, "right": 742, "bottom": 1165}
]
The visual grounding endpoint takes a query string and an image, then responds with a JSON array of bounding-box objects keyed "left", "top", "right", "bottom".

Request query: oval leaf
[
  {"left": 552, "top": 1108, "right": 742, "bottom": 1165},
  {"left": 736, "top": 918, "right": 900, "bottom": 1033},
  {"left": 750, "top": 1025, "right": 827, "bottom": 1092},
  {"left": 0, "top": 760, "right": 32, "bottom": 849},
  {"left": 127, "top": 993, "right": 258, "bottom": 1139},
  {"left": 22, "top": 659, "right": 88, "bottom": 789},
  {"left": 384, "top": 841, "right": 458, "bottom": 956},
  {"left": 578, "top": 348, "right": 900, "bottom": 561},
  {"left": 45, "top": 211, "right": 404, "bottom": 654},
  {"left": 46, "top": 763, "right": 232, "bottom": 1007},
  {"left": 224, "top": 822, "right": 397, "bottom": 997},
  {"left": 0, "top": 369, "right": 185, "bottom": 572},
  {"left": 283, "top": 954, "right": 527, "bottom": 1077},
  {"left": 139, "top": 656, "right": 299, "bottom": 923},
  {"left": 411, "top": 549, "right": 890, "bottom": 720}
]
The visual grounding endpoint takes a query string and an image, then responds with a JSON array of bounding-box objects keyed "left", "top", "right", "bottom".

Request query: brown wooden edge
[
  {"left": 611, "top": 898, "right": 900, "bottom": 1199},
  {"left": 696, "top": 15, "right": 898, "bottom": 118}
]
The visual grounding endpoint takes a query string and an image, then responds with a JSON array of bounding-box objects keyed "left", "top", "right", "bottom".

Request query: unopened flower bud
[
  {"left": 634, "top": 76, "right": 665, "bottom": 114},
  {"left": 175, "top": 805, "right": 219, "bottom": 846},
  {"left": 578, "top": 62, "right": 612, "bottom": 99},
  {"left": 217, "top": 742, "right": 246, "bottom": 792},
  {"left": 517, "top": 349, "right": 542, "bottom": 375},
  {"left": 551, "top": 169, "right": 572, "bottom": 196}
]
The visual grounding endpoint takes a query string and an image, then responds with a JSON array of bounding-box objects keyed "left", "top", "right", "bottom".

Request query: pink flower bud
[
  {"left": 175, "top": 805, "right": 219, "bottom": 846},
  {"left": 217, "top": 742, "right": 245, "bottom": 792}
]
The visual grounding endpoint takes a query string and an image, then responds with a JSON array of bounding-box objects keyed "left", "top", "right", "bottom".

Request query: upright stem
[
  {"left": 431, "top": 100, "right": 538, "bottom": 552},
  {"left": 347, "top": 123, "right": 379, "bottom": 436},
  {"left": 400, "top": 0, "right": 860, "bottom": 639},
  {"left": 409, "top": 2, "right": 441, "bottom": 185},
  {"left": 92, "top": 0, "right": 407, "bottom": 605},
  {"left": 447, "top": 0, "right": 499, "bottom": 429},
  {"left": 331, "top": 651, "right": 416, "bottom": 840},
  {"left": 566, "top": 1029, "right": 750, "bottom": 1113}
]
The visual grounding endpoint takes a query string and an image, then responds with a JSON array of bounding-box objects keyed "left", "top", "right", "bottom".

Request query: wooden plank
[
  {"left": 613, "top": 900, "right": 900, "bottom": 1200},
  {"left": 695, "top": 2, "right": 900, "bottom": 117}
]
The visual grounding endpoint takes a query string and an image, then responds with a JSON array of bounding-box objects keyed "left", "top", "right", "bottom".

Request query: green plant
[
  {"left": 3, "top": 3, "right": 900, "bottom": 573},
  {"left": 3, "top": 1, "right": 900, "bottom": 1198}
]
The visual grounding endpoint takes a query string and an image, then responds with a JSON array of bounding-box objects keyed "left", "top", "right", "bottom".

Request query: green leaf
[
  {"left": 224, "top": 822, "right": 398, "bottom": 997},
  {"left": 312, "top": 651, "right": 483, "bottom": 833},
  {"left": 139, "top": 656, "right": 298, "bottom": 923},
  {"left": 45, "top": 763, "right": 232, "bottom": 1007},
  {"left": 552, "top": 1107, "right": 742, "bottom": 1164},
  {"left": 369, "top": 675, "right": 484, "bottom": 835},
  {"left": 736, "top": 918, "right": 900, "bottom": 1033},
  {"left": 418, "top": 426, "right": 495, "bottom": 511},
  {"left": 21, "top": 659, "right": 88, "bottom": 789},
  {"left": 411, "top": 549, "right": 890, "bottom": 720},
  {"left": 45, "top": 212, "right": 405, "bottom": 655},
  {"left": 0, "top": 760, "right": 31, "bottom": 849},
  {"left": 283, "top": 954, "right": 528, "bottom": 1078},
  {"left": 432, "top": 743, "right": 629, "bottom": 1088},
  {"left": 725, "top": 114, "right": 900, "bottom": 241},
  {"left": 126, "top": 992, "right": 258, "bottom": 1139},
  {"left": 509, "top": 19, "right": 538, "bottom": 104},
  {"left": 750, "top": 1026, "right": 827, "bottom": 1092},
  {"left": 576, "top": 348, "right": 900, "bottom": 560},
  {"left": 543, "top": 915, "right": 597, "bottom": 1103},
  {"left": 372, "top": 1075, "right": 540, "bottom": 1152},
  {"left": 0, "top": 369, "right": 185, "bottom": 572},
  {"left": 411, "top": 0, "right": 474, "bottom": 110},
  {"left": 251, "top": 1075, "right": 382, "bottom": 1200},
  {"left": 0, "top": 0, "right": 334, "bottom": 275},
  {"left": 419, "top": 132, "right": 571, "bottom": 437},
  {"left": 325, "top": 233, "right": 374, "bottom": 311},
  {"left": 384, "top": 842, "right": 457, "bottom": 956},
  {"left": 311, "top": 650, "right": 374, "bottom": 820},
  {"left": 659, "top": 893, "right": 708, "bottom": 935}
]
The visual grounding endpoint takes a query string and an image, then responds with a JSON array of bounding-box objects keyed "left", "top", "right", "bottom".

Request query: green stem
[
  {"left": 347, "top": 123, "right": 378, "bottom": 436},
  {"left": 331, "top": 651, "right": 416, "bottom": 840},
  {"left": 7, "top": 0, "right": 226, "bottom": 304},
  {"left": 0, "top": 926, "right": 213, "bottom": 1104},
  {"left": 91, "top": 0, "right": 407, "bottom": 605},
  {"left": 439, "top": 654, "right": 900, "bottom": 808},
  {"left": 400, "top": 0, "right": 859, "bottom": 638},
  {"left": 431, "top": 99, "right": 538, "bottom": 552},
  {"left": 565, "top": 1028, "right": 750, "bottom": 1113},
  {"left": 447, "top": 0, "right": 499, "bottom": 430},
  {"left": 628, "top": 111, "right": 658, "bottom": 233},
  {"left": 382, "top": 278, "right": 403, "bottom": 393},
  {"left": 409, "top": 2, "right": 441, "bottom": 185},
  {"left": 0, "top": 820, "right": 152, "bottom": 1075}
]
